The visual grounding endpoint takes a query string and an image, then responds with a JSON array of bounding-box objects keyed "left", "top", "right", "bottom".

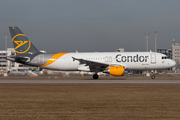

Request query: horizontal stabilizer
[{"left": 7, "top": 55, "right": 30, "bottom": 63}]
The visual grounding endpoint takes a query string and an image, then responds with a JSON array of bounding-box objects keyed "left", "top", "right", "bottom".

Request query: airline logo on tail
[{"left": 12, "top": 34, "right": 31, "bottom": 54}]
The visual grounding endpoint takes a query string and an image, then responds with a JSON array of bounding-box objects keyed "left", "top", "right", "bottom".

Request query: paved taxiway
[{"left": 0, "top": 79, "right": 180, "bottom": 83}]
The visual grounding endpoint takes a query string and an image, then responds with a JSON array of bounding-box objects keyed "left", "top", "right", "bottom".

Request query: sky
[{"left": 0, "top": 0, "right": 180, "bottom": 53}]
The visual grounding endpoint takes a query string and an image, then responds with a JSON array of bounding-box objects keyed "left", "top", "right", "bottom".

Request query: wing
[
  {"left": 72, "top": 57, "right": 128, "bottom": 72},
  {"left": 72, "top": 57, "right": 109, "bottom": 66},
  {"left": 72, "top": 57, "right": 109, "bottom": 72}
]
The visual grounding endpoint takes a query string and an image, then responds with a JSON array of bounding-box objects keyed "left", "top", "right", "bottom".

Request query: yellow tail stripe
[{"left": 39, "top": 53, "right": 67, "bottom": 67}]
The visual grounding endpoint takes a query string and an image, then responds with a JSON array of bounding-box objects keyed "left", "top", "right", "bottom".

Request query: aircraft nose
[{"left": 171, "top": 60, "right": 176, "bottom": 67}]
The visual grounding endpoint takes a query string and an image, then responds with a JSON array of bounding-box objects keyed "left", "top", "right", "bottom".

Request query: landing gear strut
[{"left": 93, "top": 74, "right": 99, "bottom": 79}]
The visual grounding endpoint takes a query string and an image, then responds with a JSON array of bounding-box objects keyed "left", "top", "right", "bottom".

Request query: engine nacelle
[{"left": 104, "top": 66, "right": 125, "bottom": 76}]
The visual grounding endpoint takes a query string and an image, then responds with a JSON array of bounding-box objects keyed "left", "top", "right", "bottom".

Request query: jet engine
[{"left": 103, "top": 66, "right": 125, "bottom": 76}]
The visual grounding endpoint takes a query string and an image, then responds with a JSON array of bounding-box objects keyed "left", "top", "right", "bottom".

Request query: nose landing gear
[{"left": 150, "top": 70, "right": 156, "bottom": 79}]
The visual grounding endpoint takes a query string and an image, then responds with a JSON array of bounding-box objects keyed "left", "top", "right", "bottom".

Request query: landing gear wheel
[
  {"left": 93, "top": 74, "right": 99, "bottom": 79},
  {"left": 151, "top": 75, "right": 155, "bottom": 79}
]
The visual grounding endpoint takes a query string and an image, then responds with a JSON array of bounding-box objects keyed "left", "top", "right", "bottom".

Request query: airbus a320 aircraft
[{"left": 7, "top": 27, "right": 176, "bottom": 79}]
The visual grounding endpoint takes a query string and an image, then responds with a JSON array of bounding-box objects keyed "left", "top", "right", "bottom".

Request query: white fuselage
[{"left": 34, "top": 52, "right": 176, "bottom": 71}]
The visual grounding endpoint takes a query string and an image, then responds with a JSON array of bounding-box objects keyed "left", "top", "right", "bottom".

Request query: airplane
[{"left": 7, "top": 26, "right": 176, "bottom": 79}]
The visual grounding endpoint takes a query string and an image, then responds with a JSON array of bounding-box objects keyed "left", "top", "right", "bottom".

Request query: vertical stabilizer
[{"left": 9, "top": 27, "right": 40, "bottom": 55}]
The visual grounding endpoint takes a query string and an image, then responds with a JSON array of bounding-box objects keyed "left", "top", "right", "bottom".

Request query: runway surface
[{"left": 0, "top": 79, "right": 180, "bottom": 83}]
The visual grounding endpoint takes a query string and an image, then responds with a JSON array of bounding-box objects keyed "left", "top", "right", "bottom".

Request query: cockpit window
[{"left": 162, "top": 56, "right": 169, "bottom": 59}]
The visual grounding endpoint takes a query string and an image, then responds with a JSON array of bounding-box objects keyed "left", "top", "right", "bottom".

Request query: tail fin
[{"left": 9, "top": 27, "right": 40, "bottom": 55}]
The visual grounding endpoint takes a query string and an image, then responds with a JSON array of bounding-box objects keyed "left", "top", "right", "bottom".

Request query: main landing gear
[
  {"left": 151, "top": 74, "right": 155, "bottom": 79},
  {"left": 93, "top": 74, "right": 99, "bottom": 79}
]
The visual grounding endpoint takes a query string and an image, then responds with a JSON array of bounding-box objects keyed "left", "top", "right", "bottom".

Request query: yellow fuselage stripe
[{"left": 39, "top": 53, "right": 68, "bottom": 67}]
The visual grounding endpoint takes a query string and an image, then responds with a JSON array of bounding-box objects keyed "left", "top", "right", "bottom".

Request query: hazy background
[{"left": 0, "top": 0, "right": 180, "bottom": 53}]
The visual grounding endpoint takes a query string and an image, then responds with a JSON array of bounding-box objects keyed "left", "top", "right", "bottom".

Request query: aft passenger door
[{"left": 39, "top": 54, "right": 44, "bottom": 64}]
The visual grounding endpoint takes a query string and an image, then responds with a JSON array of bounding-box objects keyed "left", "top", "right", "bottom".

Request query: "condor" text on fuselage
[{"left": 116, "top": 54, "right": 149, "bottom": 63}]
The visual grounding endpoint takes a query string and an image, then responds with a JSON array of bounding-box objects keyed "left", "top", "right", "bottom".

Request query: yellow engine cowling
[{"left": 109, "top": 66, "right": 124, "bottom": 76}]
